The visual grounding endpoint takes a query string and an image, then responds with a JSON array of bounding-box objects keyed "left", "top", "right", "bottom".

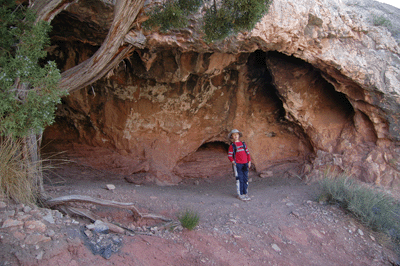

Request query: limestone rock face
[{"left": 43, "top": 0, "right": 400, "bottom": 186}]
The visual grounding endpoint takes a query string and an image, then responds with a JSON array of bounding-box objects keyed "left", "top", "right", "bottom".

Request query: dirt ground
[{"left": 1, "top": 148, "right": 400, "bottom": 265}]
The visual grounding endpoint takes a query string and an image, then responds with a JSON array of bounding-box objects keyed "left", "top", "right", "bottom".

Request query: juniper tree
[
  {"left": 0, "top": 0, "right": 66, "bottom": 138},
  {"left": 0, "top": 0, "right": 66, "bottom": 201}
]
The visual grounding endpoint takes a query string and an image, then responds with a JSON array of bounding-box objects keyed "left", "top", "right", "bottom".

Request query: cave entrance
[
  {"left": 246, "top": 50, "right": 287, "bottom": 120},
  {"left": 173, "top": 141, "right": 234, "bottom": 180}
]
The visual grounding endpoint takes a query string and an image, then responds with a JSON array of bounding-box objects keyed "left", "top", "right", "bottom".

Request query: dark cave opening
[
  {"left": 265, "top": 51, "right": 355, "bottom": 120},
  {"left": 246, "top": 50, "right": 286, "bottom": 120},
  {"left": 197, "top": 141, "right": 230, "bottom": 153},
  {"left": 243, "top": 50, "right": 360, "bottom": 169},
  {"left": 174, "top": 141, "right": 233, "bottom": 179}
]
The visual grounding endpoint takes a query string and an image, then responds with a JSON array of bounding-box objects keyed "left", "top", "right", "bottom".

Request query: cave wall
[
  {"left": 265, "top": 53, "right": 397, "bottom": 184},
  {"left": 267, "top": 53, "right": 357, "bottom": 153},
  {"left": 45, "top": 47, "right": 400, "bottom": 186},
  {"left": 44, "top": 50, "right": 313, "bottom": 184},
  {"left": 42, "top": 0, "right": 400, "bottom": 186}
]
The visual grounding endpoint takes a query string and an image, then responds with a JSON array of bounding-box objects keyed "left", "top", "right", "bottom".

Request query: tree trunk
[
  {"left": 26, "top": 132, "right": 45, "bottom": 195},
  {"left": 21, "top": 132, "right": 45, "bottom": 200},
  {"left": 30, "top": 0, "right": 79, "bottom": 23},
  {"left": 12, "top": 79, "right": 45, "bottom": 200},
  {"left": 32, "top": 0, "right": 146, "bottom": 93}
]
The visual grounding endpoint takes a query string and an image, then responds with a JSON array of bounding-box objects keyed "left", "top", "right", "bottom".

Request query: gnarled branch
[
  {"left": 31, "top": 0, "right": 146, "bottom": 93},
  {"left": 58, "top": 0, "right": 146, "bottom": 93},
  {"left": 44, "top": 194, "right": 173, "bottom": 222}
]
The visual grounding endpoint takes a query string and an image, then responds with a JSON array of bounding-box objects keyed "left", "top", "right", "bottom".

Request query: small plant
[
  {"left": 204, "top": 0, "right": 271, "bottom": 42},
  {"left": 372, "top": 14, "right": 392, "bottom": 28},
  {"left": 143, "top": 2, "right": 186, "bottom": 32},
  {"left": 318, "top": 172, "right": 400, "bottom": 247},
  {"left": 178, "top": 209, "right": 200, "bottom": 230},
  {"left": 143, "top": 0, "right": 203, "bottom": 32},
  {"left": 143, "top": 0, "right": 271, "bottom": 42}
]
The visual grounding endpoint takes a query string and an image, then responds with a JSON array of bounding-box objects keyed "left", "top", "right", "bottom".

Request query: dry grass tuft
[
  {"left": 0, "top": 137, "right": 40, "bottom": 204},
  {"left": 318, "top": 172, "right": 400, "bottom": 253}
]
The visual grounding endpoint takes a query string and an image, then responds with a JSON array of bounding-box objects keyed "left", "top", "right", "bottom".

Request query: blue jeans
[{"left": 236, "top": 163, "right": 249, "bottom": 195}]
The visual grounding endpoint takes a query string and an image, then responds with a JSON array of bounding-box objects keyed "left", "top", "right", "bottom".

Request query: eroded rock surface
[{"left": 43, "top": 0, "right": 400, "bottom": 186}]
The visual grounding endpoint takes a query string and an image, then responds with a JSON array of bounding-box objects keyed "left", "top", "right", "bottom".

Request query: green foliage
[
  {"left": 176, "top": 0, "right": 203, "bottom": 13},
  {"left": 143, "top": 0, "right": 203, "bottom": 32},
  {"left": 0, "top": 137, "right": 38, "bottom": 204},
  {"left": 318, "top": 173, "right": 400, "bottom": 246},
  {"left": 143, "top": 2, "right": 186, "bottom": 32},
  {"left": 0, "top": 1, "right": 67, "bottom": 138},
  {"left": 224, "top": 0, "right": 270, "bottom": 32},
  {"left": 178, "top": 209, "right": 200, "bottom": 230},
  {"left": 204, "top": 5, "right": 233, "bottom": 42},
  {"left": 204, "top": 0, "right": 272, "bottom": 42},
  {"left": 372, "top": 14, "right": 392, "bottom": 28},
  {"left": 144, "top": 0, "right": 271, "bottom": 42}
]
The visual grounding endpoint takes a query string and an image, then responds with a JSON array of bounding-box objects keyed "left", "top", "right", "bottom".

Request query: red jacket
[{"left": 228, "top": 141, "right": 251, "bottom": 164}]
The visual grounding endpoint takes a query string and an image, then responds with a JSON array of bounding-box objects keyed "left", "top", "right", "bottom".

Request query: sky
[{"left": 376, "top": 0, "right": 400, "bottom": 9}]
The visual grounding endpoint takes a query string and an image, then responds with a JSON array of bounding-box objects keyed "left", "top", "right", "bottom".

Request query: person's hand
[
  {"left": 232, "top": 161, "right": 236, "bottom": 165},
  {"left": 248, "top": 162, "right": 251, "bottom": 168}
]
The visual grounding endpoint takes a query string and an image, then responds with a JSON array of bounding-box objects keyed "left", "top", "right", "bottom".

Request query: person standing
[{"left": 228, "top": 129, "right": 251, "bottom": 201}]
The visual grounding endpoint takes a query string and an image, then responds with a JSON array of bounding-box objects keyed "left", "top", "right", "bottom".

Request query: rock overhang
[{"left": 42, "top": 0, "right": 400, "bottom": 186}]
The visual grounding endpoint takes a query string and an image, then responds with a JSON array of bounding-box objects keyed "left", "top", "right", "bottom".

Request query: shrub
[
  {"left": 177, "top": 0, "right": 203, "bottom": 13},
  {"left": 0, "top": 0, "right": 66, "bottom": 138},
  {"left": 318, "top": 173, "right": 400, "bottom": 246},
  {"left": 204, "top": 0, "right": 271, "bottom": 42},
  {"left": 143, "top": 2, "right": 187, "bottom": 32},
  {"left": 143, "top": 0, "right": 203, "bottom": 32},
  {"left": 143, "top": 0, "right": 271, "bottom": 42},
  {"left": 372, "top": 14, "right": 392, "bottom": 28},
  {"left": 224, "top": 0, "right": 270, "bottom": 32},
  {"left": 203, "top": 6, "right": 233, "bottom": 42},
  {"left": 178, "top": 209, "right": 200, "bottom": 230}
]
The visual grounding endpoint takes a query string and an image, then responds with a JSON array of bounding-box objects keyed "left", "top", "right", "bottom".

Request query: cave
[
  {"left": 42, "top": 46, "right": 367, "bottom": 185},
  {"left": 173, "top": 141, "right": 232, "bottom": 180},
  {"left": 40, "top": 0, "right": 400, "bottom": 186}
]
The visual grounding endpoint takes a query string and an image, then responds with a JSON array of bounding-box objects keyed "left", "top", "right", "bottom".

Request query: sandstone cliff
[{"left": 42, "top": 0, "right": 400, "bottom": 186}]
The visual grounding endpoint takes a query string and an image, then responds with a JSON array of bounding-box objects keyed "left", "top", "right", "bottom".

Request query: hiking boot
[
  {"left": 237, "top": 195, "right": 245, "bottom": 201},
  {"left": 243, "top": 194, "right": 251, "bottom": 201}
]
